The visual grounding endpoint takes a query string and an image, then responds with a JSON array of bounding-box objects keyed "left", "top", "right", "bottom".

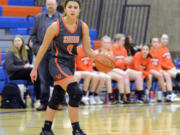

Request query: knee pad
[
  {"left": 48, "top": 85, "right": 65, "bottom": 110},
  {"left": 67, "top": 82, "right": 83, "bottom": 107}
]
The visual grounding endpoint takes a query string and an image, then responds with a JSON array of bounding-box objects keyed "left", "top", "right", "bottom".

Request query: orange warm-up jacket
[
  {"left": 75, "top": 46, "right": 93, "bottom": 72},
  {"left": 110, "top": 45, "right": 127, "bottom": 70},
  {"left": 159, "top": 45, "right": 175, "bottom": 70},
  {"left": 150, "top": 47, "right": 162, "bottom": 71},
  {"left": 132, "top": 52, "right": 151, "bottom": 79}
]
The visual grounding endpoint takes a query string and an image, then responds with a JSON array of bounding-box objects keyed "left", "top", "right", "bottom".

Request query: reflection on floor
[{"left": 0, "top": 103, "right": 180, "bottom": 135}]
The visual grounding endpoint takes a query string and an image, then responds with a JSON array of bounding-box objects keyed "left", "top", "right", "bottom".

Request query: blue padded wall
[
  {"left": 0, "top": 6, "right": 2, "bottom": 16},
  {"left": 89, "top": 29, "right": 98, "bottom": 40},
  {"left": 8, "top": 0, "right": 34, "bottom": 6}
]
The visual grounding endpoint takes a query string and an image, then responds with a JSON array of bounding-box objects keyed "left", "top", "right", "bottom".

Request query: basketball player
[
  {"left": 30, "top": 0, "right": 96, "bottom": 135},
  {"left": 75, "top": 45, "right": 105, "bottom": 105}
]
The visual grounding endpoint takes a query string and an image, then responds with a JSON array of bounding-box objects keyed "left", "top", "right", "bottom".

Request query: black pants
[{"left": 10, "top": 68, "right": 40, "bottom": 100}]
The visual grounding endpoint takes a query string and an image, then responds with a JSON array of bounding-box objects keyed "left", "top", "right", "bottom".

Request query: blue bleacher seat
[
  {"left": 42, "top": 7, "right": 47, "bottom": 12},
  {"left": 1, "top": 53, "right": 6, "bottom": 62},
  {"left": 0, "top": 6, "right": 2, "bottom": 16},
  {"left": 174, "top": 58, "right": 180, "bottom": 68},
  {"left": 0, "top": 53, "right": 6, "bottom": 66},
  {"left": 90, "top": 40, "right": 94, "bottom": 49},
  {"left": 0, "top": 67, "right": 7, "bottom": 81},
  {"left": 89, "top": 29, "right": 98, "bottom": 40},
  {"left": 0, "top": 81, "right": 5, "bottom": 94},
  {"left": 10, "top": 28, "right": 31, "bottom": 35},
  {"left": 0, "top": 17, "right": 34, "bottom": 28},
  {"left": 8, "top": 0, "right": 34, "bottom": 6}
]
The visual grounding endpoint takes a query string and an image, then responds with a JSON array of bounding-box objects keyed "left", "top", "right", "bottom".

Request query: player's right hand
[{"left": 30, "top": 68, "right": 37, "bottom": 83}]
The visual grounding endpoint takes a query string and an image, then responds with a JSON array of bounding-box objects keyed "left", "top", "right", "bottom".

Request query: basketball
[{"left": 95, "top": 54, "right": 115, "bottom": 73}]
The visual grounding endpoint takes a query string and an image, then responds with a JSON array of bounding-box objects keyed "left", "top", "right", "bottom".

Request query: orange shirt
[
  {"left": 75, "top": 46, "right": 93, "bottom": 72},
  {"left": 110, "top": 45, "right": 127, "bottom": 70},
  {"left": 159, "top": 45, "right": 175, "bottom": 70},
  {"left": 150, "top": 47, "right": 162, "bottom": 71},
  {"left": 132, "top": 52, "right": 151, "bottom": 78}
]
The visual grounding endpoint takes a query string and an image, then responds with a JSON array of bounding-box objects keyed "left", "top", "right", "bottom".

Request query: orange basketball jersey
[
  {"left": 159, "top": 45, "right": 175, "bottom": 70},
  {"left": 75, "top": 45, "right": 93, "bottom": 72},
  {"left": 132, "top": 52, "right": 151, "bottom": 78},
  {"left": 110, "top": 44, "right": 128, "bottom": 70},
  {"left": 150, "top": 47, "right": 162, "bottom": 71}
]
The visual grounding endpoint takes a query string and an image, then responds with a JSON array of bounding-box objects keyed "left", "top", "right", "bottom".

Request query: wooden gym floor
[{"left": 0, "top": 103, "right": 180, "bottom": 135}]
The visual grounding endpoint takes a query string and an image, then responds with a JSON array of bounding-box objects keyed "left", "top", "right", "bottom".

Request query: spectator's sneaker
[
  {"left": 119, "top": 100, "right": 124, "bottom": 104},
  {"left": 36, "top": 105, "right": 47, "bottom": 111},
  {"left": 143, "top": 96, "right": 150, "bottom": 104},
  {"left": 127, "top": 99, "right": 136, "bottom": 104},
  {"left": 157, "top": 99, "right": 162, "bottom": 102},
  {"left": 35, "top": 100, "right": 41, "bottom": 108},
  {"left": 39, "top": 129, "right": 54, "bottom": 135},
  {"left": 108, "top": 100, "right": 119, "bottom": 104},
  {"left": 137, "top": 95, "right": 149, "bottom": 104},
  {"left": 94, "top": 96, "right": 103, "bottom": 105},
  {"left": 165, "top": 95, "right": 172, "bottom": 102},
  {"left": 81, "top": 96, "right": 89, "bottom": 105},
  {"left": 130, "top": 94, "right": 137, "bottom": 103},
  {"left": 73, "top": 129, "right": 86, "bottom": 135},
  {"left": 136, "top": 100, "right": 143, "bottom": 104},
  {"left": 89, "top": 96, "right": 96, "bottom": 105},
  {"left": 170, "top": 93, "right": 180, "bottom": 101},
  {"left": 123, "top": 100, "right": 131, "bottom": 104}
]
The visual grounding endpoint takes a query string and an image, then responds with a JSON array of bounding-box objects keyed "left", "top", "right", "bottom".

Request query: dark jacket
[
  {"left": 31, "top": 11, "right": 61, "bottom": 54},
  {"left": 5, "top": 51, "right": 28, "bottom": 77}
]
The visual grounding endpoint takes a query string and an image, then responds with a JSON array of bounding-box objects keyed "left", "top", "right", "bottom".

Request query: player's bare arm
[
  {"left": 81, "top": 22, "right": 96, "bottom": 58},
  {"left": 33, "top": 22, "right": 58, "bottom": 70},
  {"left": 31, "top": 22, "right": 58, "bottom": 82}
]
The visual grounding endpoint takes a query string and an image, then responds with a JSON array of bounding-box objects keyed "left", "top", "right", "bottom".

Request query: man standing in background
[{"left": 31, "top": 0, "right": 61, "bottom": 111}]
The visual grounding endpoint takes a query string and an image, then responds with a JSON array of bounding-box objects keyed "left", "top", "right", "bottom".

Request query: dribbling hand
[{"left": 30, "top": 68, "right": 37, "bottom": 83}]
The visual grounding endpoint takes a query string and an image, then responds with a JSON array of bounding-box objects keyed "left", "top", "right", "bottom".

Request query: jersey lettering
[
  {"left": 64, "top": 36, "right": 80, "bottom": 43},
  {"left": 151, "top": 58, "right": 159, "bottom": 66}
]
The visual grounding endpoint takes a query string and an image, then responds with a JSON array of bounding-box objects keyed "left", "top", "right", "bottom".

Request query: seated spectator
[
  {"left": 4, "top": 35, "right": 40, "bottom": 105},
  {"left": 125, "top": 35, "right": 141, "bottom": 56},
  {"left": 27, "top": 36, "right": 34, "bottom": 65},
  {"left": 159, "top": 34, "right": 180, "bottom": 81},
  {"left": 97, "top": 35, "right": 125, "bottom": 104},
  {"left": 150, "top": 37, "right": 173, "bottom": 102},
  {"left": 75, "top": 45, "right": 105, "bottom": 105},
  {"left": 132, "top": 45, "right": 152, "bottom": 101},
  {"left": 110, "top": 34, "right": 145, "bottom": 103}
]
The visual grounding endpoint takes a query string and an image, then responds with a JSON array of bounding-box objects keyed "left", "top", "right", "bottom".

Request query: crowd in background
[{"left": 75, "top": 33, "right": 180, "bottom": 105}]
